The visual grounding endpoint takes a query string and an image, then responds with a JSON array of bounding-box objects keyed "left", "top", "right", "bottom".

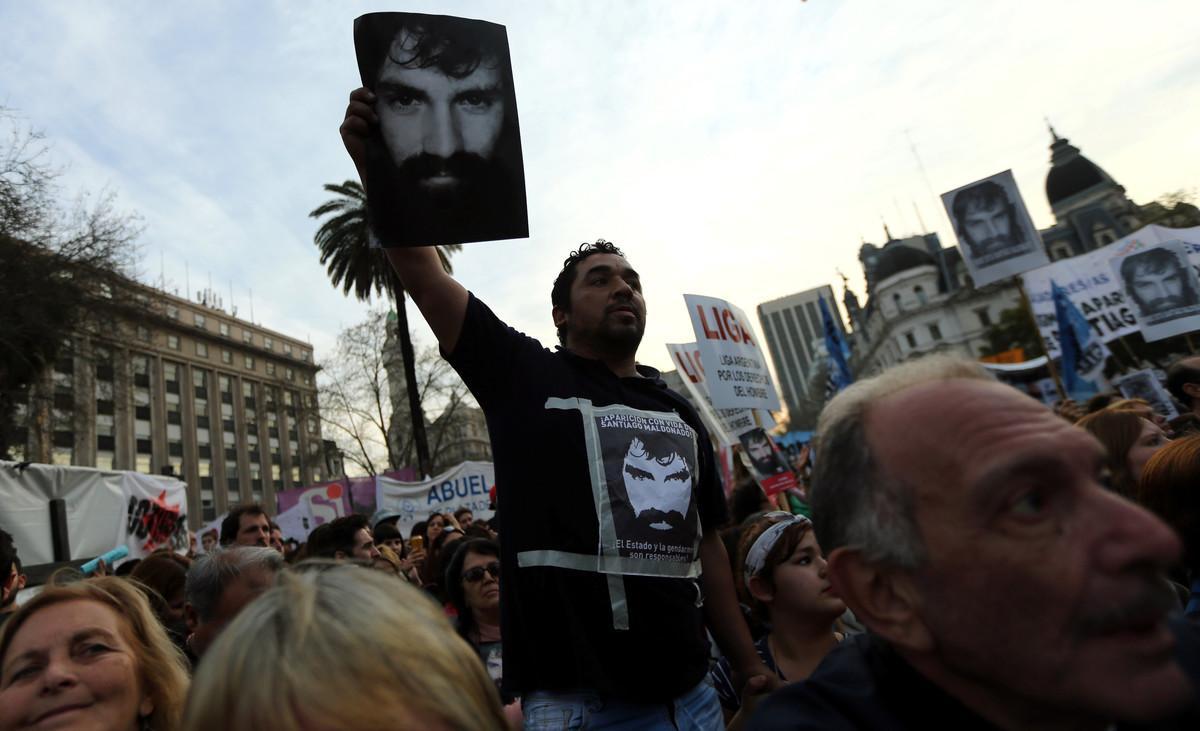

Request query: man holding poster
[{"left": 341, "top": 77, "right": 771, "bottom": 728}]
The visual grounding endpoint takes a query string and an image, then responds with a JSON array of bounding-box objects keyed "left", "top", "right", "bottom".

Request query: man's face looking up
[
  {"left": 1131, "top": 263, "right": 1186, "bottom": 314},
  {"left": 375, "top": 30, "right": 505, "bottom": 197},
  {"left": 963, "top": 201, "right": 1014, "bottom": 254}
]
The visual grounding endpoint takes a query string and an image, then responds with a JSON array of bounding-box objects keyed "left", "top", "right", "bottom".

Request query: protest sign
[
  {"left": 684, "top": 294, "right": 782, "bottom": 411},
  {"left": 0, "top": 462, "right": 187, "bottom": 567},
  {"left": 1115, "top": 369, "right": 1179, "bottom": 421},
  {"left": 942, "top": 170, "right": 1049, "bottom": 287},
  {"left": 1110, "top": 239, "right": 1200, "bottom": 342},
  {"left": 119, "top": 471, "right": 189, "bottom": 561},
  {"left": 275, "top": 482, "right": 350, "bottom": 532},
  {"left": 1020, "top": 225, "right": 1200, "bottom": 358},
  {"left": 354, "top": 12, "right": 528, "bottom": 246},
  {"left": 737, "top": 427, "right": 799, "bottom": 496},
  {"left": 376, "top": 461, "right": 495, "bottom": 539},
  {"left": 666, "top": 342, "right": 774, "bottom": 446}
]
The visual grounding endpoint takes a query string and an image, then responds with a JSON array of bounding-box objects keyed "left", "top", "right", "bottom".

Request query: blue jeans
[{"left": 523, "top": 678, "right": 722, "bottom": 730}]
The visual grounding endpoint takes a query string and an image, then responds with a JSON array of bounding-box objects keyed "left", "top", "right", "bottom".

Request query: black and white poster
[
  {"left": 942, "top": 170, "right": 1049, "bottom": 287},
  {"left": 1114, "top": 369, "right": 1179, "bottom": 421},
  {"left": 1110, "top": 239, "right": 1200, "bottom": 342},
  {"left": 354, "top": 12, "right": 528, "bottom": 246},
  {"left": 596, "top": 408, "right": 701, "bottom": 568}
]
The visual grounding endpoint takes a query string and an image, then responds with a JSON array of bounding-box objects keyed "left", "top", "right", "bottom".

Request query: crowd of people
[{"left": 3, "top": 65, "right": 1200, "bottom": 729}]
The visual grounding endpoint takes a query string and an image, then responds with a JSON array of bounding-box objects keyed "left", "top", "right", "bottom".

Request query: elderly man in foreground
[{"left": 750, "top": 355, "right": 1199, "bottom": 730}]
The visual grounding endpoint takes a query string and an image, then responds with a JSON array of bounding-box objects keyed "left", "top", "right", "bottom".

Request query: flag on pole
[
  {"left": 1051, "top": 279, "right": 1108, "bottom": 400},
  {"left": 820, "top": 297, "right": 854, "bottom": 395}
]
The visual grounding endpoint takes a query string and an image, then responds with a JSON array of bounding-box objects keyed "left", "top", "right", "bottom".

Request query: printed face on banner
[
  {"left": 354, "top": 12, "right": 528, "bottom": 246},
  {"left": 1116, "top": 370, "right": 1180, "bottom": 421},
  {"left": 736, "top": 427, "right": 798, "bottom": 496},
  {"left": 685, "top": 294, "right": 782, "bottom": 412},
  {"left": 1111, "top": 240, "right": 1200, "bottom": 342},
  {"left": 942, "top": 170, "right": 1048, "bottom": 287},
  {"left": 596, "top": 408, "right": 701, "bottom": 564}
]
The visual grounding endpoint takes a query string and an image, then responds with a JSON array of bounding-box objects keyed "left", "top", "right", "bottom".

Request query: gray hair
[
  {"left": 811, "top": 355, "right": 994, "bottom": 569},
  {"left": 185, "top": 546, "right": 284, "bottom": 621}
]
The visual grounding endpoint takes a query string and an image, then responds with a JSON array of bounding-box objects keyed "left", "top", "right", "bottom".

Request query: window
[
  {"left": 222, "top": 349, "right": 232, "bottom": 364},
  {"left": 137, "top": 325, "right": 151, "bottom": 342},
  {"left": 195, "top": 342, "right": 208, "bottom": 357},
  {"left": 892, "top": 293, "right": 903, "bottom": 313},
  {"left": 914, "top": 285, "right": 927, "bottom": 305},
  {"left": 904, "top": 331, "right": 917, "bottom": 348},
  {"left": 301, "top": 350, "right": 311, "bottom": 362},
  {"left": 283, "top": 343, "right": 292, "bottom": 356},
  {"left": 167, "top": 304, "right": 179, "bottom": 320},
  {"left": 285, "top": 368, "right": 294, "bottom": 381},
  {"left": 975, "top": 307, "right": 992, "bottom": 328},
  {"left": 244, "top": 355, "right": 255, "bottom": 370},
  {"left": 243, "top": 330, "right": 253, "bottom": 345},
  {"left": 264, "top": 337, "right": 273, "bottom": 351},
  {"left": 167, "top": 335, "right": 180, "bottom": 351},
  {"left": 194, "top": 313, "right": 206, "bottom": 329},
  {"left": 303, "top": 374, "right": 312, "bottom": 386},
  {"left": 929, "top": 323, "right": 943, "bottom": 341},
  {"left": 266, "top": 362, "right": 275, "bottom": 376},
  {"left": 219, "top": 322, "right": 230, "bottom": 337}
]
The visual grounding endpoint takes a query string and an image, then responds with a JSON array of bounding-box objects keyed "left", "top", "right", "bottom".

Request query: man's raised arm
[{"left": 341, "top": 87, "right": 468, "bottom": 354}]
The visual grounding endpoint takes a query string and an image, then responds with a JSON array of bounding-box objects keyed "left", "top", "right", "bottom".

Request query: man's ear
[
  {"left": 1182, "top": 382, "right": 1200, "bottom": 401},
  {"left": 746, "top": 574, "right": 774, "bottom": 606},
  {"left": 827, "top": 547, "right": 932, "bottom": 653},
  {"left": 184, "top": 603, "right": 199, "bottom": 634},
  {"left": 552, "top": 305, "right": 567, "bottom": 331}
]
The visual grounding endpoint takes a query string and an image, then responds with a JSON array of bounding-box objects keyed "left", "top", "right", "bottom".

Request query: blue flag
[
  {"left": 1051, "top": 279, "right": 1103, "bottom": 400},
  {"left": 819, "top": 297, "right": 854, "bottom": 395}
]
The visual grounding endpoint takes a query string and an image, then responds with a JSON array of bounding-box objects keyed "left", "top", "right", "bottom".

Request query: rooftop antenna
[
  {"left": 159, "top": 251, "right": 165, "bottom": 290},
  {"left": 249, "top": 289, "right": 255, "bottom": 324},
  {"left": 912, "top": 200, "right": 929, "bottom": 233},
  {"left": 185, "top": 262, "right": 190, "bottom": 302},
  {"left": 904, "top": 129, "right": 941, "bottom": 213}
]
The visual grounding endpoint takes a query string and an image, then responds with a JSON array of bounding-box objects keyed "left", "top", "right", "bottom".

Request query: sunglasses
[{"left": 462, "top": 562, "right": 501, "bottom": 583}]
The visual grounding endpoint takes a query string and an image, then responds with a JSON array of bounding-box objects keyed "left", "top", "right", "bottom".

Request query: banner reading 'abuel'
[
  {"left": 375, "top": 461, "right": 495, "bottom": 539},
  {"left": 684, "top": 294, "right": 781, "bottom": 412},
  {"left": 942, "top": 170, "right": 1049, "bottom": 287}
]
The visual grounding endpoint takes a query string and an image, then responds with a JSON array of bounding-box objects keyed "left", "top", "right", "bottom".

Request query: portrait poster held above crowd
[{"left": 342, "top": 13, "right": 781, "bottom": 727}]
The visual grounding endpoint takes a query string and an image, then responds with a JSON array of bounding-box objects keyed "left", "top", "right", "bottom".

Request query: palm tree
[{"left": 310, "top": 180, "right": 460, "bottom": 478}]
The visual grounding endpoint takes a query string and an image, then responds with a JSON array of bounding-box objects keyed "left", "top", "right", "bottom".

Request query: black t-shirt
[{"left": 446, "top": 293, "right": 728, "bottom": 702}]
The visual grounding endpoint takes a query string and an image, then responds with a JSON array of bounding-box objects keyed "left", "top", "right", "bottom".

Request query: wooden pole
[{"left": 1018, "top": 281, "right": 1067, "bottom": 402}]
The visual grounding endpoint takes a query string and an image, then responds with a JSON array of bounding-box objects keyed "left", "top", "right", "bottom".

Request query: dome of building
[
  {"left": 873, "top": 244, "right": 936, "bottom": 284},
  {"left": 1045, "top": 127, "right": 1118, "bottom": 206}
]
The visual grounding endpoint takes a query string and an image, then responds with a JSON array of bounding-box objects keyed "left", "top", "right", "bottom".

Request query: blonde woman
[
  {"left": 0, "top": 576, "right": 190, "bottom": 731},
  {"left": 182, "top": 565, "right": 506, "bottom": 731}
]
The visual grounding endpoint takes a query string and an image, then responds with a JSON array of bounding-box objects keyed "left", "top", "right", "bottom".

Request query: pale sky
[{"left": 2, "top": 0, "right": 1197, "bottom": 380}]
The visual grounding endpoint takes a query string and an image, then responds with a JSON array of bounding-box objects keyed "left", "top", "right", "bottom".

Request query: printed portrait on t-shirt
[{"left": 595, "top": 408, "right": 702, "bottom": 566}]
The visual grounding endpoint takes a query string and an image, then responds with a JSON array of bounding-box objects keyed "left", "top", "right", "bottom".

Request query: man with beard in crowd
[
  {"left": 340, "top": 100, "right": 772, "bottom": 727},
  {"left": 307, "top": 514, "right": 381, "bottom": 562},
  {"left": 219, "top": 504, "right": 271, "bottom": 548},
  {"left": 354, "top": 12, "right": 527, "bottom": 245},
  {"left": 749, "top": 355, "right": 1200, "bottom": 730}
]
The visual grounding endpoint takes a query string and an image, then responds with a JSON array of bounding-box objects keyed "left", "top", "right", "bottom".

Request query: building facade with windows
[
  {"left": 756, "top": 285, "right": 848, "bottom": 425},
  {"left": 12, "top": 284, "right": 324, "bottom": 527}
]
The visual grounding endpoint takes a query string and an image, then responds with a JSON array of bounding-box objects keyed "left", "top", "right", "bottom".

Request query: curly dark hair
[
  {"left": 354, "top": 12, "right": 508, "bottom": 86},
  {"left": 550, "top": 239, "right": 626, "bottom": 346}
]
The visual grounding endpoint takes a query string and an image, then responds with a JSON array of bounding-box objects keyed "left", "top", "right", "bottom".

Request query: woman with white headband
[{"left": 709, "top": 511, "right": 846, "bottom": 729}]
